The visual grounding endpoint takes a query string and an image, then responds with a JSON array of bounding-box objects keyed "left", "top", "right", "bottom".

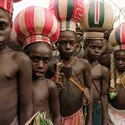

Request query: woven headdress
[
  {"left": 80, "top": 0, "right": 114, "bottom": 31},
  {"left": 0, "top": 0, "right": 22, "bottom": 14},
  {"left": 49, "top": 0, "right": 84, "bottom": 32},
  {"left": 12, "top": 6, "right": 60, "bottom": 48}
]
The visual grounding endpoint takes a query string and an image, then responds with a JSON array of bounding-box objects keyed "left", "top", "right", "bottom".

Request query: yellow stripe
[
  {"left": 58, "top": 0, "right": 68, "bottom": 21},
  {"left": 48, "top": 14, "right": 58, "bottom": 38},
  {"left": 19, "top": 8, "right": 29, "bottom": 39},
  {"left": 34, "top": 7, "right": 45, "bottom": 34}
]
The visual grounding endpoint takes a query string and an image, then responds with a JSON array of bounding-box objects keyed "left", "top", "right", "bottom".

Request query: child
[
  {"left": 108, "top": 22, "right": 125, "bottom": 125},
  {"left": 84, "top": 32, "right": 109, "bottom": 125},
  {"left": 0, "top": 0, "right": 33, "bottom": 124},
  {"left": 13, "top": 6, "right": 61, "bottom": 125}
]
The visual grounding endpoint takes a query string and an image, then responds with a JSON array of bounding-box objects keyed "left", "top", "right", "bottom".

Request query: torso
[
  {"left": 32, "top": 78, "right": 51, "bottom": 119},
  {"left": 109, "top": 76, "right": 125, "bottom": 110},
  {"left": 0, "top": 50, "right": 20, "bottom": 124},
  {"left": 59, "top": 58, "right": 85, "bottom": 117},
  {"left": 91, "top": 64, "right": 102, "bottom": 104}
]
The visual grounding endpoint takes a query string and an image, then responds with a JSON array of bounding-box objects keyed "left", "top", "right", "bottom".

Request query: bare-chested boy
[
  {"left": 13, "top": 6, "right": 61, "bottom": 125},
  {"left": 108, "top": 23, "right": 125, "bottom": 125},
  {"left": 0, "top": 0, "right": 33, "bottom": 125},
  {"left": 84, "top": 32, "right": 109, "bottom": 125},
  {"left": 47, "top": 0, "right": 93, "bottom": 124}
]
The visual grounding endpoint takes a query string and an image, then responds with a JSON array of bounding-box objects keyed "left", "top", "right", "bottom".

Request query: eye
[
  {"left": 98, "top": 46, "right": 102, "bottom": 50},
  {"left": 0, "top": 22, "right": 8, "bottom": 30},
  {"left": 42, "top": 57, "right": 50, "bottom": 64},
  {"left": 31, "top": 56, "right": 39, "bottom": 62},
  {"left": 89, "top": 45, "right": 94, "bottom": 49}
]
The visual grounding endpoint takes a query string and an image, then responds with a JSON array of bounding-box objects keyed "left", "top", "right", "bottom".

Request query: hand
[{"left": 56, "top": 82, "right": 63, "bottom": 93}]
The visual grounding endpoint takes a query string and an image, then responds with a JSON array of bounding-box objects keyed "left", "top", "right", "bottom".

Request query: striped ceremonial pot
[
  {"left": 80, "top": 0, "right": 114, "bottom": 31},
  {"left": 0, "top": 0, "right": 22, "bottom": 13},
  {"left": 13, "top": 6, "right": 60, "bottom": 48},
  {"left": 49, "top": 0, "right": 84, "bottom": 31},
  {"left": 109, "top": 22, "right": 125, "bottom": 50}
]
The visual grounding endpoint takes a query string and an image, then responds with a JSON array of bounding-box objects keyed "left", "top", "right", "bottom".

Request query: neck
[
  {"left": 87, "top": 57, "right": 98, "bottom": 64},
  {"left": 60, "top": 55, "right": 77, "bottom": 66},
  {"left": 0, "top": 46, "right": 11, "bottom": 54}
]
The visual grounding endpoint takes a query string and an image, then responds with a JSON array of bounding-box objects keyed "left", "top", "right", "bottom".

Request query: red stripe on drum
[
  {"left": 42, "top": 9, "right": 53, "bottom": 36},
  {"left": 49, "top": 0, "right": 59, "bottom": 21},
  {"left": 95, "top": 0, "right": 99, "bottom": 24},
  {"left": 121, "top": 23, "right": 125, "bottom": 45},
  {"left": 25, "top": 6, "right": 36, "bottom": 43},
  {"left": 14, "top": 13, "right": 26, "bottom": 45}
]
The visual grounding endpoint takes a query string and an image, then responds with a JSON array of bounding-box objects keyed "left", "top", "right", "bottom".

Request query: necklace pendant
[{"left": 116, "top": 78, "right": 120, "bottom": 84}]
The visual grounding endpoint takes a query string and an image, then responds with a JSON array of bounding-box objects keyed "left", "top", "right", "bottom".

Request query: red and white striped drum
[
  {"left": 109, "top": 22, "right": 125, "bottom": 50},
  {"left": 80, "top": 0, "right": 114, "bottom": 31},
  {"left": 13, "top": 6, "right": 60, "bottom": 48},
  {"left": 49, "top": 0, "right": 84, "bottom": 31},
  {"left": 0, "top": 0, "right": 22, "bottom": 13}
]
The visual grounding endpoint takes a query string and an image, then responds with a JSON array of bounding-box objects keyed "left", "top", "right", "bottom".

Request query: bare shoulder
[
  {"left": 77, "top": 58, "right": 89, "bottom": 64},
  {"left": 77, "top": 58, "right": 90, "bottom": 69},
  {"left": 100, "top": 65, "right": 109, "bottom": 74},
  {"left": 12, "top": 51, "right": 31, "bottom": 66},
  {"left": 46, "top": 79, "right": 57, "bottom": 90}
]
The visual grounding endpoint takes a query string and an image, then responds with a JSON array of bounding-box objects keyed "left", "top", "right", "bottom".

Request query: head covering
[
  {"left": 0, "top": 0, "right": 21, "bottom": 14},
  {"left": 109, "top": 22, "right": 125, "bottom": 50},
  {"left": 49, "top": 0, "right": 84, "bottom": 32},
  {"left": 80, "top": 0, "right": 114, "bottom": 31},
  {"left": 12, "top": 6, "right": 60, "bottom": 48},
  {"left": 84, "top": 31, "right": 104, "bottom": 39}
]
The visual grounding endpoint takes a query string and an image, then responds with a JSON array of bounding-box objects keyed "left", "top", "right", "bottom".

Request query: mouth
[
  {"left": 35, "top": 71, "right": 44, "bottom": 77},
  {"left": 0, "top": 41, "right": 3, "bottom": 45}
]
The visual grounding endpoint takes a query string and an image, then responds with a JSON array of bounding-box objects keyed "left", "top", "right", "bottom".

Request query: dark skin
[
  {"left": 52, "top": 31, "right": 93, "bottom": 125},
  {"left": 85, "top": 39, "right": 109, "bottom": 125},
  {"left": 25, "top": 42, "right": 61, "bottom": 125},
  {"left": 0, "top": 9, "right": 33, "bottom": 125},
  {"left": 76, "top": 26, "right": 85, "bottom": 58},
  {"left": 109, "top": 50, "right": 125, "bottom": 110}
]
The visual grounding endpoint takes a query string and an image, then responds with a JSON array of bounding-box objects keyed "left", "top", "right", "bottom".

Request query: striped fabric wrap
[
  {"left": 13, "top": 6, "right": 60, "bottom": 48},
  {"left": 0, "top": 0, "right": 21, "bottom": 14},
  {"left": 49, "top": 0, "right": 84, "bottom": 31},
  {"left": 80, "top": 0, "right": 114, "bottom": 31},
  {"left": 109, "top": 22, "right": 125, "bottom": 50}
]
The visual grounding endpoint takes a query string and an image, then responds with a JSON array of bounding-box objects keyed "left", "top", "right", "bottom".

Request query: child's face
[
  {"left": 57, "top": 31, "right": 76, "bottom": 60},
  {"left": 114, "top": 50, "right": 125, "bottom": 72},
  {"left": 0, "top": 9, "right": 12, "bottom": 50},
  {"left": 85, "top": 39, "right": 103, "bottom": 60},
  {"left": 28, "top": 43, "right": 52, "bottom": 78}
]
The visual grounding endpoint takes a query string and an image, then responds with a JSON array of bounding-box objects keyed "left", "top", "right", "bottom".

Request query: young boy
[
  {"left": 108, "top": 22, "right": 125, "bottom": 125},
  {"left": 0, "top": 0, "right": 33, "bottom": 125},
  {"left": 84, "top": 32, "right": 109, "bottom": 125},
  {"left": 48, "top": 0, "right": 93, "bottom": 124},
  {"left": 13, "top": 6, "right": 61, "bottom": 125}
]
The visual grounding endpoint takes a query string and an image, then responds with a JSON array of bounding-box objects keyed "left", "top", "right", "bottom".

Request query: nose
[
  {"left": 37, "top": 60, "right": 44, "bottom": 69},
  {"left": 118, "top": 60, "right": 123, "bottom": 65},
  {"left": 77, "top": 34, "right": 80, "bottom": 38},
  {"left": 65, "top": 43, "right": 71, "bottom": 50},
  {"left": 94, "top": 48, "right": 99, "bottom": 53}
]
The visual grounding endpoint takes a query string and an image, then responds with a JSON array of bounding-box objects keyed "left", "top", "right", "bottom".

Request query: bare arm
[
  {"left": 101, "top": 67, "right": 109, "bottom": 125},
  {"left": 48, "top": 80, "right": 61, "bottom": 125},
  {"left": 83, "top": 60, "right": 93, "bottom": 125},
  {"left": 16, "top": 52, "right": 33, "bottom": 125}
]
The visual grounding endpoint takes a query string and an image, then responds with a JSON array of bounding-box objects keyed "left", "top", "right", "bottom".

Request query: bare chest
[
  {"left": 0, "top": 56, "right": 18, "bottom": 85},
  {"left": 33, "top": 81, "right": 49, "bottom": 104}
]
